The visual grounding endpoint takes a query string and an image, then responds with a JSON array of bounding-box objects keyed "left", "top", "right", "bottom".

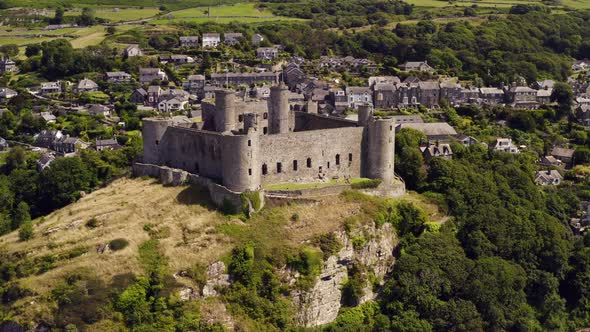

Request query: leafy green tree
[
  {"left": 78, "top": 7, "right": 96, "bottom": 26},
  {"left": 18, "top": 221, "right": 33, "bottom": 241},
  {"left": 25, "top": 44, "right": 41, "bottom": 57},
  {"left": 551, "top": 82, "right": 573, "bottom": 119},
  {"left": 39, "top": 157, "right": 94, "bottom": 212},
  {"left": 50, "top": 7, "right": 65, "bottom": 25},
  {"left": 0, "top": 44, "right": 18, "bottom": 58},
  {"left": 5, "top": 146, "right": 27, "bottom": 172},
  {"left": 390, "top": 310, "right": 432, "bottom": 332},
  {"left": 12, "top": 201, "right": 30, "bottom": 230}
]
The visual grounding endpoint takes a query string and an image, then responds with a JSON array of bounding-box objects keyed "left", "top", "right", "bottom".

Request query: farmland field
[
  {"left": 152, "top": 3, "right": 303, "bottom": 24},
  {"left": 63, "top": 7, "right": 161, "bottom": 21}
]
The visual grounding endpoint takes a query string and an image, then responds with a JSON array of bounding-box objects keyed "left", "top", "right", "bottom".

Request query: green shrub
[
  {"left": 291, "top": 213, "right": 300, "bottom": 222},
  {"left": 351, "top": 179, "right": 382, "bottom": 189},
  {"left": 315, "top": 233, "right": 342, "bottom": 259},
  {"left": 287, "top": 247, "right": 322, "bottom": 290},
  {"left": 341, "top": 263, "right": 366, "bottom": 306},
  {"left": 86, "top": 217, "right": 99, "bottom": 228},
  {"left": 240, "top": 191, "right": 261, "bottom": 216},
  {"left": 109, "top": 238, "right": 129, "bottom": 251},
  {"left": 18, "top": 221, "right": 34, "bottom": 241},
  {"left": 60, "top": 246, "right": 88, "bottom": 259},
  {"left": 186, "top": 263, "right": 208, "bottom": 290}
]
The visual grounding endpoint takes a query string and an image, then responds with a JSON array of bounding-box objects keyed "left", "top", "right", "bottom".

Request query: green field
[
  {"left": 405, "top": 0, "right": 542, "bottom": 7},
  {"left": 4, "top": 0, "right": 241, "bottom": 10},
  {"left": 152, "top": 3, "right": 302, "bottom": 24},
  {"left": 63, "top": 7, "right": 161, "bottom": 21},
  {"left": 263, "top": 178, "right": 369, "bottom": 191}
]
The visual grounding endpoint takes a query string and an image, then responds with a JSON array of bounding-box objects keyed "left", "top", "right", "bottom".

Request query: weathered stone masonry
[{"left": 141, "top": 83, "right": 396, "bottom": 193}]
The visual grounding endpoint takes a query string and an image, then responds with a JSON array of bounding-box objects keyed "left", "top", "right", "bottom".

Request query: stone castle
[{"left": 142, "top": 83, "right": 396, "bottom": 193}]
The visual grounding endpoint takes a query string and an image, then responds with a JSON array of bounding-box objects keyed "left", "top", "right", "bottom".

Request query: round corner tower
[
  {"left": 269, "top": 83, "right": 290, "bottom": 134},
  {"left": 215, "top": 89, "right": 236, "bottom": 133},
  {"left": 142, "top": 118, "right": 173, "bottom": 164},
  {"left": 366, "top": 117, "right": 395, "bottom": 185},
  {"left": 357, "top": 103, "right": 373, "bottom": 127},
  {"left": 221, "top": 128, "right": 261, "bottom": 192}
]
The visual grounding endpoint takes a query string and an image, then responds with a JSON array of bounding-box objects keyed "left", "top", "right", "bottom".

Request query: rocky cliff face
[{"left": 292, "top": 223, "right": 398, "bottom": 327}]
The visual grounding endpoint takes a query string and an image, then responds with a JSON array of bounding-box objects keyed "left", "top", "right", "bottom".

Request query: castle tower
[
  {"left": 221, "top": 128, "right": 261, "bottom": 192},
  {"left": 366, "top": 117, "right": 395, "bottom": 185},
  {"left": 268, "top": 83, "right": 290, "bottom": 134},
  {"left": 243, "top": 113, "right": 258, "bottom": 133},
  {"left": 215, "top": 89, "right": 236, "bottom": 133},
  {"left": 306, "top": 99, "right": 317, "bottom": 114},
  {"left": 357, "top": 103, "right": 373, "bottom": 127},
  {"left": 142, "top": 118, "right": 173, "bottom": 164}
]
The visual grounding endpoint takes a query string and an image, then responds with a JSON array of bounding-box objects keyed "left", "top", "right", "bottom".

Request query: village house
[
  {"left": 373, "top": 83, "right": 396, "bottom": 109},
  {"left": 39, "top": 112, "right": 57, "bottom": 123},
  {"left": 457, "top": 87, "right": 479, "bottom": 104},
  {"left": 257, "top": 47, "right": 279, "bottom": 60},
  {"left": 417, "top": 81, "right": 440, "bottom": 108},
  {"left": 0, "top": 137, "right": 7, "bottom": 151},
  {"left": 398, "top": 122, "right": 457, "bottom": 142},
  {"left": 369, "top": 76, "right": 401, "bottom": 87},
  {"left": 539, "top": 155, "right": 565, "bottom": 169},
  {"left": 479, "top": 87, "right": 505, "bottom": 105},
  {"left": 439, "top": 82, "right": 462, "bottom": 103},
  {"left": 395, "top": 83, "right": 420, "bottom": 107},
  {"left": 202, "top": 33, "right": 221, "bottom": 48},
  {"left": 399, "top": 61, "right": 434, "bottom": 72},
  {"left": 346, "top": 86, "right": 372, "bottom": 109},
  {"left": 147, "top": 86, "right": 163, "bottom": 106},
  {"left": 535, "top": 170, "right": 563, "bottom": 186},
  {"left": 536, "top": 88, "right": 553, "bottom": 104},
  {"left": 158, "top": 95, "right": 189, "bottom": 112},
  {"left": 139, "top": 68, "right": 168, "bottom": 84},
  {"left": 87, "top": 104, "right": 111, "bottom": 117},
  {"left": 123, "top": 44, "right": 143, "bottom": 57},
  {"left": 0, "top": 57, "right": 17, "bottom": 74},
  {"left": 251, "top": 33, "right": 264, "bottom": 44},
  {"left": 421, "top": 142, "right": 453, "bottom": 161},
  {"left": 130, "top": 88, "right": 147, "bottom": 104},
  {"left": 224, "top": 32, "right": 243, "bottom": 45},
  {"left": 187, "top": 74, "right": 206, "bottom": 96},
  {"left": 36, "top": 153, "right": 55, "bottom": 171},
  {"left": 455, "top": 134, "right": 478, "bottom": 147},
  {"left": 505, "top": 85, "right": 538, "bottom": 109},
  {"left": 210, "top": 72, "right": 280, "bottom": 86},
  {"left": 75, "top": 78, "right": 99, "bottom": 93},
  {"left": 54, "top": 136, "right": 88, "bottom": 154},
  {"left": 533, "top": 80, "right": 555, "bottom": 90},
  {"left": 180, "top": 36, "right": 199, "bottom": 48},
  {"left": 159, "top": 54, "right": 194, "bottom": 65},
  {"left": 105, "top": 71, "right": 132, "bottom": 83},
  {"left": 34, "top": 130, "right": 63, "bottom": 148},
  {"left": 95, "top": 138, "right": 122, "bottom": 151},
  {"left": 283, "top": 63, "right": 306, "bottom": 90},
  {"left": 550, "top": 146, "right": 575, "bottom": 168},
  {"left": 40, "top": 82, "right": 62, "bottom": 95},
  {"left": 494, "top": 138, "right": 520, "bottom": 153},
  {"left": 572, "top": 60, "right": 590, "bottom": 72},
  {"left": 393, "top": 115, "right": 423, "bottom": 125},
  {"left": 0, "top": 87, "right": 17, "bottom": 101}
]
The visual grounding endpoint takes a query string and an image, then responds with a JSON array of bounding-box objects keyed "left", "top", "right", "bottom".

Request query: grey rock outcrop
[{"left": 293, "top": 223, "right": 397, "bottom": 327}]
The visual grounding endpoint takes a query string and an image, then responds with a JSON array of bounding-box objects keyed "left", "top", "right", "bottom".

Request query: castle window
[
  {"left": 263, "top": 112, "right": 268, "bottom": 119},
  {"left": 327, "top": 162, "right": 330, "bottom": 168},
  {"left": 262, "top": 164, "right": 268, "bottom": 175},
  {"left": 277, "top": 162, "right": 282, "bottom": 173},
  {"left": 349, "top": 153, "right": 353, "bottom": 162},
  {"left": 248, "top": 168, "right": 252, "bottom": 176},
  {"left": 307, "top": 158, "right": 312, "bottom": 168},
  {"left": 238, "top": 114, "right": 244, "bottom": 122},
  {"left": 248, "top": 140, "right": 251, "bottom": 147},
  {"left": 263, "top": 127, "right": 268, "bottom": 134},
  {"left": 335, "top": 154, "right": 340, "bottom": 166},
  {"left": 293, "top": 160, "right": 298, "bottom": 171},
  {"left": 195, "top": 162, "right": 200, "bottom": 173},
  {"left": 390, "top": 125, "right": 393, "bottom": 131},
  {"left": 155, "top": 140, "right": 159, "bottom": 145}
]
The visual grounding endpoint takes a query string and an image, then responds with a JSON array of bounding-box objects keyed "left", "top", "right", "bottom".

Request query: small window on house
[
  {"left": 349, "top": 153, "right": 353, "bottom": 162},
  {"left": 263, "top": 127, "right": 268, "bottom": 134},
  {"left": 307, "top": 158, "right": 312, "bottom": 168},
  {"left": 277, "top": 162, "right": 282, "bottom": 173},
  {"left": 248, "top": 168, "right": 252, "bottom": 176},
  {"left": 293, "top": 160, "right": 298, "bottom": 171},
  {"left": 263, "top": 112, "right": 268, "bottom": 119},
  {"left": 335, "top": 154, "right": 340, "bottom": 166},
  {"left": 248, "top": 140, "right": 251, "bottom": 147},
  {"left": 262, "top": 164, "right": 268, "bottom": 175}
]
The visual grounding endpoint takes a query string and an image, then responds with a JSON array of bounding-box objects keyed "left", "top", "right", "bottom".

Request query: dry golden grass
[{"left": 0, "top": 177, "right": 230, "bottom": 296}]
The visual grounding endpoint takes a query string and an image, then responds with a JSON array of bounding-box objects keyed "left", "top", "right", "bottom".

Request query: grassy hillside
[
  {"left": 4, "top": 0, "right": 244, "bottom": 10},
  {"left": 0, "top": 177, "right": 443, "bottom": 328}
]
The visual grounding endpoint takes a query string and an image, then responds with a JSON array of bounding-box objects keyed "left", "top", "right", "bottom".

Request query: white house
[
  {"left": 535, "top": 170, "right": 563, "bottom": 186},
  {"left": 75, "top": 78, "right": 99, "bottom": 93},
  {"left": 257, "top": 47, "right": 279, "bottom": 60},
  {"left": 105, "top": 71, "right": 132, "bottom": 83},
  {"left": 494, "top": 138, "right": 519, "bottom": 153},
  {"left": 139, "top": 68, "right": 168, "bottom": 84},
  {"left": 202, "top": 33, "right": 221, "bottom": 48},
  {"left": 158, "top": 96, "right": 188, "bottom": 112},
  {"left": 346, "top": 86, "right": 373, "bottom": 109},
  {"left": 123, "top": 44, "right": 143, "bottom": 57}
]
